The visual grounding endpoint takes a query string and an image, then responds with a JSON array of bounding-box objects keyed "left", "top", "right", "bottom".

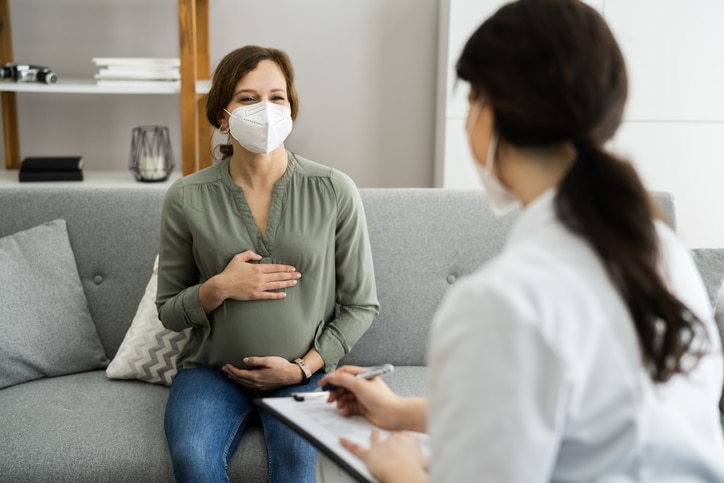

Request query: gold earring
[{"left": 219, "top": 126, "right": 230, "bottom": 135}]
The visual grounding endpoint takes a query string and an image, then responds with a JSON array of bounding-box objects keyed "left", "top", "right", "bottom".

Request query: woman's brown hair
[
  {"left": 456, "top": 0, "right": 706, "bottom": 382},
  {"left": 207, "top": 46, "right": 299, "bottom": 158}
]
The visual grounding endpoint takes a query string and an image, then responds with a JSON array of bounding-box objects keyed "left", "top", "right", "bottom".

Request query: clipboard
[{"left": 254, "top": 395, "right": 430, "bottom": 483}]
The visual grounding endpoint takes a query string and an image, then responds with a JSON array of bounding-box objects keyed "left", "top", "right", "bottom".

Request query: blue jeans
[{"left": 164, "top": 366, "right": 324, "bottom": 483}]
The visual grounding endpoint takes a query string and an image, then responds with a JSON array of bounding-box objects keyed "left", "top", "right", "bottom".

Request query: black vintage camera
[{"left": 0, "top": 63, "right": 58, "bottom": 84}]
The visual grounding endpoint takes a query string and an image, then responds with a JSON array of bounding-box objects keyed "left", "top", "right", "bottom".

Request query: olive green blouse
[{"left": 156, "top": 152, "right": 379, "bottom": 372}]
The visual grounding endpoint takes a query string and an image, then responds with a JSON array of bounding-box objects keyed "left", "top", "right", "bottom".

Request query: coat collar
[{"left": 506, "top": 188, "right": 558, "bottom": 247}]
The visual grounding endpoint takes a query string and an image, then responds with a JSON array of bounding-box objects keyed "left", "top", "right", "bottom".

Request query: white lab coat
[{"left": 427, "top": 189, "right": 724, "bottom": 482}]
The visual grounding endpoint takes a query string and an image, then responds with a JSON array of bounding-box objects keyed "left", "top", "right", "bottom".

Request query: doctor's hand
[
  {"left": 341, "top": 430, "right": 428, "bottom": 483},
  {"left": 222, "top": 356, "right": 301, "bottom": 392},
  {"left": 320, "top": 366, "right": 407, "bottom": 431}
]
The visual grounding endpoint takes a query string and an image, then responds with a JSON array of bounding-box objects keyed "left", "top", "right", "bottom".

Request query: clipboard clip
[{"left": 291, "top": 390, "right": 329, "bottom": 402}]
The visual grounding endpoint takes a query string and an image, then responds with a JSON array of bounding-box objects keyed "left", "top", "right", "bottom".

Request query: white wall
[
  {"left": 2, "top": 0, "right": 438, "bottom": 188},
  {"left": 436, "top": 0, "right": 724, "bottom": 248},
  {"left": 606, "top": 0, "right": 724, "bottom": 249},
  {"left": 3, "top": 0, "right": 723, "bottom": 247}
]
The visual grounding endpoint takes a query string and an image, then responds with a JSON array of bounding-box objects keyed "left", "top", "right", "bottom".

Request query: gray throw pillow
[{"left": 0, "top": 219, "right": 108, "bottom": 389}]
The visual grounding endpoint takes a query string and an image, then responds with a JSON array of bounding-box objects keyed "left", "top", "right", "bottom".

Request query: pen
[
  {"left": 291, "top": 363, "right": 395, "bottom": 401},
  {"left": 322, "top": 363, "right": 395, "bottom": 391}
]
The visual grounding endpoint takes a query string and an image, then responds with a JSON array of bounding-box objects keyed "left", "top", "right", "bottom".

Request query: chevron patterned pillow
[{"left": 106, "top": 256, "right": 190, "bottom": 386}]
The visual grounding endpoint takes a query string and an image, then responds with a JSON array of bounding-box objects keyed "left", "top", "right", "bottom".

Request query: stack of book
[
  {"left": 93, "top": 57, "right": 181, "bottom": 88},
  {"left": 19, "top": 156, "right": 84, "bottom": 182}
]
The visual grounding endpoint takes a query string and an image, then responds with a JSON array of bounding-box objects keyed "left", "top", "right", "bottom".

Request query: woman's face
[
  {"left": 218, "top": 59, "right": 290, "bottom": 129},
  {"left": 465, "top": 89, "right": 495, "bottom": 168}
]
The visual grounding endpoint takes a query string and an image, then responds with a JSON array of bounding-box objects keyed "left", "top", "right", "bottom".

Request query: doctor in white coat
[{"left": 317, "top": 0, "right": 724, "bottom": 481}]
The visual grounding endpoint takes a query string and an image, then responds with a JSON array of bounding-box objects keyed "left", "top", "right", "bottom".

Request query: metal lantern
[{"left": 129, "top": 125, "right": 175, "bottom": 182}]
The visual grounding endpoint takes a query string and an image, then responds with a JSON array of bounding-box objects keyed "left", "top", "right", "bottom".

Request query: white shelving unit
[{"left": 0, "top": 0, "right": 211, "bottom": 177}]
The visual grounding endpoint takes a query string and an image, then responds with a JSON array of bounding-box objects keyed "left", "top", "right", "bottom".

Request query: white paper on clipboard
[{"left": 255, "top": 395, "right": 429, "bottom": 482}]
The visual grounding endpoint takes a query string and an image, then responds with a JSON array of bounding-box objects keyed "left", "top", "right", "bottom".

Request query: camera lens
[{"left": 38, "top": 70, "right": 58, "bottom": 84}]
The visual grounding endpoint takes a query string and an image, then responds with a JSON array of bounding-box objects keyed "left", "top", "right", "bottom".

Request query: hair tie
[{"left": 574, "top": 137, "right": 595, "bottom": 153}]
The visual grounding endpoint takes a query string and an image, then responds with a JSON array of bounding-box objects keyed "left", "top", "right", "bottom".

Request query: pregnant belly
[{"left": 206, "top": 310, "right": 321, "bottom": 368}]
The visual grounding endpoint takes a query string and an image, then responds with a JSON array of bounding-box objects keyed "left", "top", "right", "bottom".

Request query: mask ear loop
[
  {"left": 219, "top": 108, "right": 235, "bottom": 136},
  {"left": 467, "top": 96, "right": 496, "bottom": 172},
  {"left": 466, "top": 97, "right": 484, "bottom": 134},
  {"left": 484, "top": 130, "right": 500, "bottom": 176},
  {"left": 471, "top": 95, "right": 500, "bottom": 177}
]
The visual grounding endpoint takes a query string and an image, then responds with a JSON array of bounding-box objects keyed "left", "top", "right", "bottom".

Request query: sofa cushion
[
  {"left": 106, "top": 255, "right": 190, "bottom": 386},
  {"left": 687, "top": 249, "right": 724, "bottom": 416},
  {"left": 0, "top": 371, "right": 267, "bottom": 482},
  {"left": 715, "top": 276, "right": 724, "bottom": 351},
  {"left": 0, "top": 219, "right": 108, "bottom": 389},
  {"left": 713, "top": 276, "right": 724, "bottom": 415},
  {"left": 691, "top": 248, "right": 724, "bottom": 308}
]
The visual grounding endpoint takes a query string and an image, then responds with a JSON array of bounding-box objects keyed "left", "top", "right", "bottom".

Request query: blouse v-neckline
[{"left": 221, "top": 153, "right": 296, "bottom": 256}]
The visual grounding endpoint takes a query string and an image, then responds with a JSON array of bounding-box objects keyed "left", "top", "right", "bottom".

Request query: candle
[{"left": 139, "top": 154, "right": 165, "bottom": 180}]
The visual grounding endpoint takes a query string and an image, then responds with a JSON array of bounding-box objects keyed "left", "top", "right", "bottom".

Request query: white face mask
[
  {"left": 466, "top": 100, "right": 520, "bottom": 217},
  {"left": 225, "top": 101, "right": 293, "bottom": 155}
]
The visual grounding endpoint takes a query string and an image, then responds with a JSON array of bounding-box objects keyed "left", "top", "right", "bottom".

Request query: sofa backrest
[
  {"left": 343, "top": 189, "right": 516, "bottom": 366},
  {"left": 0, "top": 186, "right": 677, "bottom": 365},
  {"left": 343, "top": 190, "right": 678, "bottom": 366},
  {"left": 0, "top": 187, "right": 166, "bottom": 357}
]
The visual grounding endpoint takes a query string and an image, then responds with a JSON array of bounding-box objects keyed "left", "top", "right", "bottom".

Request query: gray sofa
[{"left": 0, "top": 186, "right": 722, "bottom": 482}]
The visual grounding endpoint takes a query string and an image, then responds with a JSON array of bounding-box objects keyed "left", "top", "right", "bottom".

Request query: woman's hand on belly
[
  {"left": 222, "top": 356, "right": 302, "bottom": 392},
  {"left": 199, "top": 250, "right": 302, "bottom": 314}
]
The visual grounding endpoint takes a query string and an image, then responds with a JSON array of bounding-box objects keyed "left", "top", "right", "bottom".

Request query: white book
[
  {"left": 95, "top": 69, "right": 180, "bottom": 81},
  {"left": 100, "top": 64, "right": 181, "bottom": 74},
  {"left": 95, "top": 79, "right": 181, "bottom": 90},
  {"left": 92, "top": 57, "right": 181, "bottom": 67}
]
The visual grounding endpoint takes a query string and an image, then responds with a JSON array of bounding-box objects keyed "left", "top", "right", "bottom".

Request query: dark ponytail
[
  {"left": 557, "top": 145, "right": 705, "bottom": 381},
  {"left": 457, "top": 0, "right": 707, "bottom": 382}
]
